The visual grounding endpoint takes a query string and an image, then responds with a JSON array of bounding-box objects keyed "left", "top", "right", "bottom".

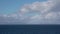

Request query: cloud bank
[{"left": 0, "top": 0, "right": 60, "bottom": 24}]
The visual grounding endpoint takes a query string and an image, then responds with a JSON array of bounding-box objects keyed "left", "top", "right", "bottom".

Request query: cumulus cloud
[{"left": 0, "top": 0, "right": 60, "bottom": 24}]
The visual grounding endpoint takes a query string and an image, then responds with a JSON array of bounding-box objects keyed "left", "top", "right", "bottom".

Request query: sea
[{"left": 0, "top": 25, "right": 60, "bottom": 34}]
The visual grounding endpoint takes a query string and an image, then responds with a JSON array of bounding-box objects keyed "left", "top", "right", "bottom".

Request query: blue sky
[
  {"left": 0, "top": 0, "right": 47, "bottom": 14},
  {"left": 0, "top": 0, "right": 60, "bottom": 24}
]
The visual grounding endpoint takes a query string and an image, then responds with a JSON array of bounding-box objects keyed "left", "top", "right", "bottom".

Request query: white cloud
[{"left": 0, "top": 0, "right": 60, "bottom": 24}]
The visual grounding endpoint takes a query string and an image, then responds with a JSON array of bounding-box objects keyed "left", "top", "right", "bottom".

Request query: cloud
[{"left": 0, "top": 0, "right": 60, "bottom": 24}]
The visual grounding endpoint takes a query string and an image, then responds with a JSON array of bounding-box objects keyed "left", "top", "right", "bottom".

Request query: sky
[
  {"left": 0, "top": 0, "right": 46, "bottom": 14},
  {"left": 0, "top": 0, "right": 60, "bottom": 24}
]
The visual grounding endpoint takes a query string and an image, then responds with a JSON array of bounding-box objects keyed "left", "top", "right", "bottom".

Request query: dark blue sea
[{"left": 0, "top": 25, "right": 60, "bottom": 34}]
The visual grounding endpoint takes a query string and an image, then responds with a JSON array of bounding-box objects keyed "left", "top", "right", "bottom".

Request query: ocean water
[{"left": 0, "top": 25, "right": 60, "bottom": 34}]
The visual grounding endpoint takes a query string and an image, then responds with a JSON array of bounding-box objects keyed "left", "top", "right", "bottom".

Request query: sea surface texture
[{"left": 0, "top": 25, "right": 60, "bottom": 34}]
